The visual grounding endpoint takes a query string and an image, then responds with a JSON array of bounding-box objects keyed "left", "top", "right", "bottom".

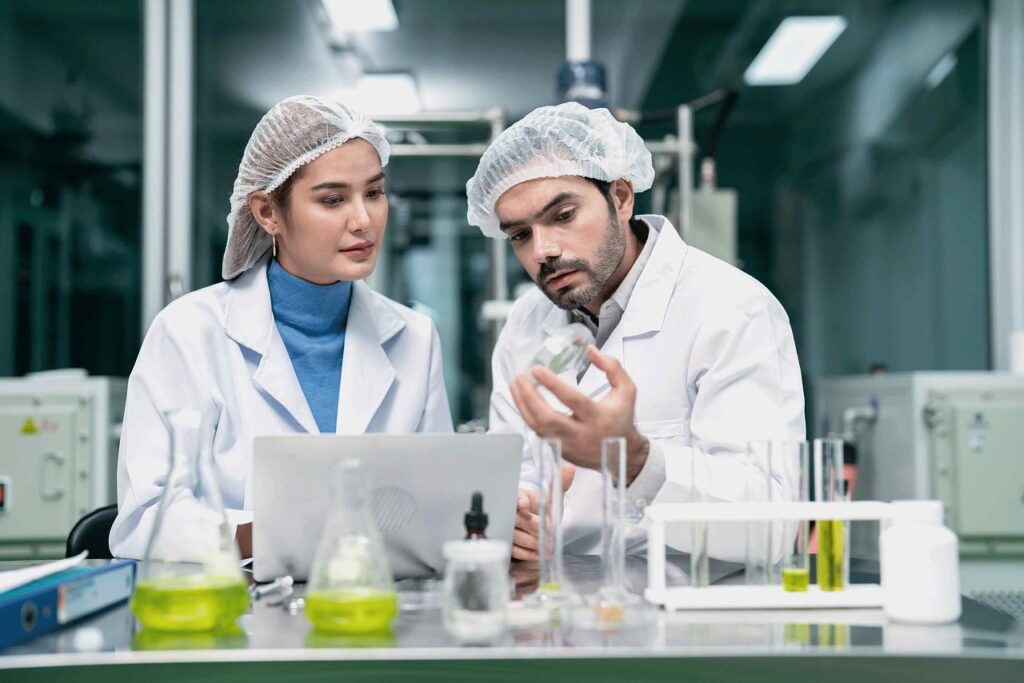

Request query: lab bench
[{"left": 1, "top": 556, "right": 1022, "bottom": 682}]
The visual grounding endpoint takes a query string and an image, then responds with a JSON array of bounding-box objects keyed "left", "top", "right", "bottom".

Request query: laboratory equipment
[
  {"left": 0, "top": 373, "right": 126, "bottom": 559},
  {"left": 689, "top": 446, "right": 710, "bottom": 588},
  {"left": 815, "top": 439, "right": 847, "bottom": 592},
  {"left": 252, "top": 434, "right": 520, "bottom": 581},
  {"left": 131, "top": 410, "right": 248, "bottom": 633},
  {"left": 464, "top": 492, "right": 488, "bottom": 540},
  {"left": 572, "top": 437, "right": 650, "bottom": 631},
  {"left": 744, "top": 440, "right": 775, "bottom": 585},
  {"left": 782, "top": 442, "right": 811, "bottom": 592},
  {"left": 527, "top": 323, "right": 595, "bottom": 377},
  {"left": 525, "top": 438, "right": 575, "bottom": 613},
  {"left": 441, "top": 539, "right": 510, "bottom": 644},
  {"left": 880, "top": 501, "right": 960, "bottom": 624},
  {"left": 305, "top": 457, "right": 397, "bottom": 635},
  {"left": 815, "top": 372, "right": 1024, "bottom": 603}
]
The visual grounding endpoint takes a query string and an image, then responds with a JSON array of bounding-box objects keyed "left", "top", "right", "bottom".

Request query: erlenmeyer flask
[
  {"left": 131, "top": 409, "right": 248, "bottom": 632},
  {"left": 305, "top": 457, "right": 398, "bottom": 634}
]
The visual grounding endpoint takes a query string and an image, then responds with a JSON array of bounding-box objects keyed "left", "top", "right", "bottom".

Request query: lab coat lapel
[
  {"left": 223, "top": 256, "right": 319, "bottom": 433},
  {"left": 336, "top": 281, "right": 402, "bottom": 434},
  {"left": 577, "top": 216, "right": 686, "bottom": 401}
]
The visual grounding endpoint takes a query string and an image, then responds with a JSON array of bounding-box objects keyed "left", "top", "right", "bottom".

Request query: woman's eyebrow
[{"left": 309, "top": 172, "right": 386, "bottom": 192}]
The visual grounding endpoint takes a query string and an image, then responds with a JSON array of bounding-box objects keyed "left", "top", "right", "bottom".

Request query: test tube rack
[{"left": 645, "top": 501, "right": 915, "bottom": 611}]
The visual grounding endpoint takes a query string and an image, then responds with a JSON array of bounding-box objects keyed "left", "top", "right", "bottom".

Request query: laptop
[{"left": 251, "top": 434, "right": 522, "bottom": 582}]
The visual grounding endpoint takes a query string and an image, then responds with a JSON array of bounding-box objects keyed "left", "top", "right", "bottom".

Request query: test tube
[
  {"left": 781, "top": 441, "right": 810, "bottom": 592},
  {"left": 527, "top": 438, "right": 572, "bottom": 611},
  {"left": 744, "top": 440, "right": 775, "bottom": 585},
  {"left": 689, "top": 448, "right": 710, "bottom": 588},
  {"left": 814, "top": 438, "right": 848, "bottom": 592},
  {"left": 601, "top": 437, "right": 627, "bottom": 594}
]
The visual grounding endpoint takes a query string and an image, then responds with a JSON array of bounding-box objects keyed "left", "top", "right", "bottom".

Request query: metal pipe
[
  {"left": 166, "top": 0, "right": 194, "bottom": 299},
  {"left": 676, "top": 104, "right": 694, "bottom": 242},
  {"left": 142, "top": 0, "right": 167, "bottom": 333},
  {"left": 372, "top": 110, "right": 500, "bottom": 125},
  {"left": 566, "top": 0, "right": 591, "bottom": 62},
  {"left": 842, "top": 405, "right": 878, "bottom": 444},
  {"left": 388, "top": 143, "right": 491, "bottom": 157},
  {"left": 488, "top": 112, "right": 508, "bottom": 303}
]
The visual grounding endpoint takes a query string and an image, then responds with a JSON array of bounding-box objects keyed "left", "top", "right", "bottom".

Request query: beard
[{"left": 536, "top": 213, "right": 625, "bottom": 310}]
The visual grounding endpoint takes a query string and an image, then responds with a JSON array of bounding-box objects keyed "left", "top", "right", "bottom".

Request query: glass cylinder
[
  {"left": 305, "top": 457, "right": 398, "bottom": 634},
  {"left": 442, "top": 539, "right": 510, "bottom": 644},
  {"left": 781, "top": 441, "right": 810, "bottom": 592},
  {"left": 744, "top": 440, "right": 775, "bottom": 585},
  {"left": 526, "top": 438, "right": 573, "bottom": 610},
  {"left": 814, "top": 438, "right": 848, "bottom": 592},
  {"left": 689, "top": 448, "right": 710, "bottom": 588},
  {"left": 131, "top": 410, "right": 248, "bottom": 633}
]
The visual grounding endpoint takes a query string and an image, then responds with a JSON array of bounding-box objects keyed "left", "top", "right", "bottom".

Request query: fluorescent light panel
[
  {"left": 355, "top": 73, "right": 421, "bottom": 115},
  {"left": 322, "top": 0, "right": 398, "bottom": 33},
  {"left": 925, "top": 53, "right": 957, "bottom": 89},
  {"left": 744, "top": 16, "right": 847, "bottom": 86}
]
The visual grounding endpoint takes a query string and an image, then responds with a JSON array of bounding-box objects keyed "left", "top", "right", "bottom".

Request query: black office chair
[{"left": 66, "top": 504, "right": 118, "bottom": 559}]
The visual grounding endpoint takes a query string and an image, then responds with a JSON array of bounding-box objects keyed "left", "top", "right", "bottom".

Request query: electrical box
[
  {"left": 815, "top": 372, "right": 1024, "bottom": 599},
  {"left": 0, "top": 373, "right": 126, "bottom": 559}
]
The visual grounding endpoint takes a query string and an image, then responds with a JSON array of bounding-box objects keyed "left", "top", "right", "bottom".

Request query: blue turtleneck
[{"left": 267, "top": 259, "right": 352, "bottom": 433}]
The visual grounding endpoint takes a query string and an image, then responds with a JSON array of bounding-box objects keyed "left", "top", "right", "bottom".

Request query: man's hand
[
  {"left": 236, "top": 522, "right": 253, "bottom": 559},
  {"left": 509, "top": 346, "right": 649, "bottom": 483},
  {"left": 511, "top": 464, "right": 575, "bottom": 561}
]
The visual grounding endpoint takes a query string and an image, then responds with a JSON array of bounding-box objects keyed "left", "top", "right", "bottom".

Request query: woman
[{"left": 110, "top": 96, "right": 453, "bottom": 559}]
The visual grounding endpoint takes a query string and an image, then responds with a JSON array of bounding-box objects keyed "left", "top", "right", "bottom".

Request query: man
[{"left": 466, "top": 102, "right": 805, "bottom": 562}]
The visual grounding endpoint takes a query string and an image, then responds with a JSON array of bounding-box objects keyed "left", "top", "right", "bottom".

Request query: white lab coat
[
  {"left": 110, "top": 256, "right": 453, "bottom": 559},
  {"left": 489, "top": 215, "right": 805, "bottom": 561}
]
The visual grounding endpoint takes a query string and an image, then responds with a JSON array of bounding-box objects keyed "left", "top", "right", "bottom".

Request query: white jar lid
[
  {"left": 891, "top": 500, "right": 944, "bottom": 524},
  {"left": 443, "top": 539, "right": 510, "bottom": 563}
]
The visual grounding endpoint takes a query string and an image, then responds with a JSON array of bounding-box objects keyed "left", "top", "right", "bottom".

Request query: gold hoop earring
[{"left": 272, "top": 234, "right": 277, "bottom": 258}]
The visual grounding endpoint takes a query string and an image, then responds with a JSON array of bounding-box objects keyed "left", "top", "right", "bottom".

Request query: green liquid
[
  {"left": 782, "top": 567, "right": 810, "bottom": 592},
  {"left": 539, "top": 582, "right": 562, "bottom": 592},
  {"left": 817, "top": 520, "right": 846, "bottom": 591},
  {"left": 305, "top": 589, "right": 398, "bottom": 634},
  {"left": 131, "top": 575, "right": 249, "bottom": 632}
]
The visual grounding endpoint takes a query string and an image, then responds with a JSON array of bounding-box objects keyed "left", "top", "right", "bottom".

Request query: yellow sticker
[{"left": 20, "top": 418, "right": 39, "bottom": 435}]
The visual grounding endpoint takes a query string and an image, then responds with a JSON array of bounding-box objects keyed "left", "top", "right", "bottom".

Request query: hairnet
[
  {"left": 465, "top": 102, "right": 654, "bottom": 239},
  {"left": 222, "top": 95, "right": 390, "bottom": 280}
]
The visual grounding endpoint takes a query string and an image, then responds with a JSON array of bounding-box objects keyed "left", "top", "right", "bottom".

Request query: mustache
[{"left": 537, "top": 258, "right": 589, "bottom": 283}]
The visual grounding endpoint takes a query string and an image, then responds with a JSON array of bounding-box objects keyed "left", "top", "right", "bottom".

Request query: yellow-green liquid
[
  {"left": 539, "top": 582, "right": 562, "bottom": 592},
  {"left": 782, "top": 567, "right": 810, "bottom": 592},
  {"left": 817, "top": 520, "right": 846, "bottom": 591},
  {"left": 131, "top": 575, "right": 249, "bottom": 632},
  {"left": 305, "top": 589, "right": 398, "bottom": 634}
]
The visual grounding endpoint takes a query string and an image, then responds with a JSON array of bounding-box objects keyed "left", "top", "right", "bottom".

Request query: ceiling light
[
  {"left": 321, "top": 0, "right": 398, "bottom": 34},
  {"left": 355, "top": 73, "right": 421, "bottom": 115},
  {"left": 744, "top": 16, "right": 847, "bottom": 86}
]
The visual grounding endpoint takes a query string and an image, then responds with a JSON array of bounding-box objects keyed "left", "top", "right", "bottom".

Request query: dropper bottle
[{"left": 464, "top": 492, "right": 488, "bottom": 540}]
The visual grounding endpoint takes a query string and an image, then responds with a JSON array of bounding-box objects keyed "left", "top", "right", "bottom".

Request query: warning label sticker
[{"left": 20, "top": 418, "right": 38, "bottom": 435}]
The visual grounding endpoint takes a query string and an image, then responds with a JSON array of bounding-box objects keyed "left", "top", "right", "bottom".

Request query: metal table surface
[{"left": 1, "top": 556, "right": 1022, "bottom": 682}]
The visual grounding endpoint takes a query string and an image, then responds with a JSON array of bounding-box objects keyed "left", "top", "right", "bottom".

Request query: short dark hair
[{"left": 583, "top": 177, "right": 615, "bottom": 211}]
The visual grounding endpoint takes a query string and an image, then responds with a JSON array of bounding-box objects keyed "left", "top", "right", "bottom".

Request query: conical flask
[
  {"left": 305, "top": 456, "right": 398, "bottom": 634},
  {"left": 131, "top": 409, "right": 248, "bottom": 632}
]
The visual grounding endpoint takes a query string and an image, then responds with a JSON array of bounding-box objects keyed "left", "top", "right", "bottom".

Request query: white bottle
[{"left": 880, "top": 501, "right": 961, "bottom": 624}]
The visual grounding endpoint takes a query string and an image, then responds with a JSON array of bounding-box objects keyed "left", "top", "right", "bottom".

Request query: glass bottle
[
  {"left": 528, "top": 323, "right": 595, "bottom": 376},
  {"left": 305, "top": 457, "right": 398, "bottom": 634},
  {"left": 131, "top": 409, "right": 248, "bottom": 632}
]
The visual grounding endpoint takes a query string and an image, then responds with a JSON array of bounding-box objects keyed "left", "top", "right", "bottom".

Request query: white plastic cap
[
  {"left": 891, "top": 500, "right": 944, "bottom": 525},
  {"left": 443, "top": 539, "right": 510, "bottom": 563}
]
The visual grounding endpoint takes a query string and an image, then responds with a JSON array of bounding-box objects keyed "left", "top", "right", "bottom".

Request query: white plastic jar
[
  {"left": 880, "top": 501, "right": 961, "bottom": 624},
  {"left": 442, "top": 540, "right": 510, "bottom": 644}
]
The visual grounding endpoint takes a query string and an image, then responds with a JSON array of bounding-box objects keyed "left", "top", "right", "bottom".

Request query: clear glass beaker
[
  {"left": 744, "top": 440, "right": 775, "bottom": 585},
  {"left": 814, "top": 438, "right": 848, "bottom": 592},
  {"left": 131, "top": 410, "right": 249, "bottom": 633},
  {"left": 442, "top": 539, "right": 510, "bottom": 644},
  {"left": 781, "top": 441, "right": 810, "bottom": 592},
  {"left": 528, "top": 323, "right": 595, "bottom": 376},
  {"left": 305, "top": 457, "right": 398, "bottom": 634}
]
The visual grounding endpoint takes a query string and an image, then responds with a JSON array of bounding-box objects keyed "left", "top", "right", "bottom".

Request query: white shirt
[
  {"left": 489, "top": 215, "right": 805, "bottom": 560},
  {"left": 109, "top": 256, "right": 453, "bottom": 559}
]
